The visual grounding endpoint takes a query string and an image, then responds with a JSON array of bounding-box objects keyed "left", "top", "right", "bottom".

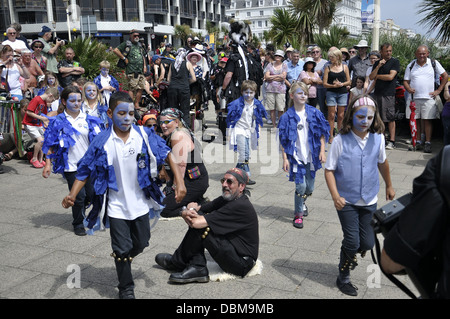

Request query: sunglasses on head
[
  {"left": 220, "top": 178, "right": 235, "bottom": 185},
  {"left": 160, "top": 119, "right": 175, "bottom": 125}
]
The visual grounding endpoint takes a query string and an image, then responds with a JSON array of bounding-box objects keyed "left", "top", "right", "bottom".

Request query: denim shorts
[{"left": 326, "top": 91, "right": 348, "bottom": 106}]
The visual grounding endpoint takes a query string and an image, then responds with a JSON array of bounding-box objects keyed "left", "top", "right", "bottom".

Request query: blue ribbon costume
[
  {"left": 42, "top": 113, "right": 103, "bottom": 178},
  {"left": 75, "top": 124, "right": 170, "bottom": 234},
  {"left": 278, "top": 104, "right": 330, "bottom": 183},
  {"left": 226, "top": 96, "right": 268, "bottom": 152}
]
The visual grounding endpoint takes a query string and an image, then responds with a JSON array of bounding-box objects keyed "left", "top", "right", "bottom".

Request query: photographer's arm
[{"left": 381, "top": 248, "right": 405, "bottom": 274}]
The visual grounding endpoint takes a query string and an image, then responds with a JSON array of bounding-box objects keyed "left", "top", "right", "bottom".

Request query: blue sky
[{"left": 379, "top": 0, "right": 434, "bottom": 37}]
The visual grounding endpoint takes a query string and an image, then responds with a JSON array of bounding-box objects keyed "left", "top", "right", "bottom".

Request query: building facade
[
  {"left": 226, "top": 0, "right": 363, "bottom": 46},
  {"left": 2, "top": 0, "right": 230, "bottom": 50}
]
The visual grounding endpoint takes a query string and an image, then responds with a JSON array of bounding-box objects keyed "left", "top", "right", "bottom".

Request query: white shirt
[
  {"left": 404, "top": 58, "right": 445, "bottom": 99},
  {"left": 293, "top": 109, "right": 311, "bottom": 166},
  {"left": 100, "top": 75, "right": 112, "bottom": 105},
  {"left": 2, "top": 39, "right": 27, "bottom": 53},
  {"left": 234, "top": 100, "right": 255, "bottom": 138},
  {"left": 325, "top": 131, "right": 386, "bottom": 206},
  {"left": 82, "top": 102, "right": 98, "bottom": 118},
  {"left": 0, "top": 62, "right": 22, "bottom": 95},
  {"left": 105, "top": 128, "right": 151, "bottom": 220},
  {"left": 64, "top": 111, "right": 91, "bottom": 172}
]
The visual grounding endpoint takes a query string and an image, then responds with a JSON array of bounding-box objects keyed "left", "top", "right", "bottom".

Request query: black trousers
[
  {"left": 167, "top": 86, "right": 190, "bottom": 124},
  {"left": 171, "top": 227, "right": 255, "bottom": 277},
  {"left": 65, "top": 171, "right": 94, "bottom": 229},
  {"left": 109, "top": 213, "right": 151, "bottom": 291}
]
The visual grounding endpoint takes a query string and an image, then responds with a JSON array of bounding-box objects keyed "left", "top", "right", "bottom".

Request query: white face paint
[
  {"left": 352, "top": 106, "right": 375, "bottom": 132},
  {"left": 243, "top": 89, "right": 255, "bottom": 102}
]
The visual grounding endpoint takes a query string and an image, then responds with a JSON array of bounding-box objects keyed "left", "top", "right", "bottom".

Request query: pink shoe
[
  {"left": 30, "top": 160, "right": 44, "bottom": 168},
  {"left": 40, "top": 160, "right": 46, "bottom": 166}
]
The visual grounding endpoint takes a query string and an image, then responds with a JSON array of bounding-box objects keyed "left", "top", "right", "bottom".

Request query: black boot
[
  {"left": 112, "top": 253, "right": 135, "bottom": 299},
  {"left": 169, "top": 265, "right": 209, "bottom": 284},
  {"left": 336, "top": 248, "right": 358, "bottom": 296}
]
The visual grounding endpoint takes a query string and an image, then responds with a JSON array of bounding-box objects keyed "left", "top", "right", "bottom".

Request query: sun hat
[
  {"left": 187, "top": 51, "right": 202, "bottom": 62},
  {"left": 354, "top": 40, "right": 370, "bottom": 48},
  {"left": 274, "top": 49, "right": 285, "bottom": 57},
  {"left": 192, "top": 44, "right": 205, "bottom": 55},
  {"left": 303, "top": 57, "right": 316, "bottom": 69}
]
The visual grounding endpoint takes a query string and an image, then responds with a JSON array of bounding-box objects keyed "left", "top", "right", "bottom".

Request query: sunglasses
[
  {"left": 312, "top": 50, "right": 320, "bottom": 53},
  {"left": 349, "top": 50, "right": 356, "bottom": 53},
  {"left": 220, "top": 178, "right": 235, "bottom": 185},
  {"left": 33, "top": 46, "right": 43, "bottom": 49},
  {"left": 146, "top": 124, "right": 158, "bottom": 128},
  {"left": 160, "top": 119, "right": 175, "bottom": 125},
  {"left": 8, "top": 32, "right": 16, "bottom": 35}
]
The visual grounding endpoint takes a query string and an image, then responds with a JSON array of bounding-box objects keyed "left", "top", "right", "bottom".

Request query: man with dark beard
[{"left": 155, "top": 168, "right": 259, "bottom": 283}]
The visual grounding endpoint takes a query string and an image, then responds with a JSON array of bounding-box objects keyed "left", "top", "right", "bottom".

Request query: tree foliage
[{"left": 418, "top": 0, "right": 450, "bottom": 44}]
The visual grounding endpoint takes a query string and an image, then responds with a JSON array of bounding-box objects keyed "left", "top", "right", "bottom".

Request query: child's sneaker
[
  {"left": 293, "top": 216, "right": 303, "bottom": 229},
  {"left": 303, "top": 203, "right": 308, "bottom": 217},
  {"left": 385, "top": 141, "right": 396, "bottom": 150}
]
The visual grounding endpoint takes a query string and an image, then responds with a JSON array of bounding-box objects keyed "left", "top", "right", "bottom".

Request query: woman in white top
[{"left": 0, "top": 44, "right": 30, "bottom": 100}]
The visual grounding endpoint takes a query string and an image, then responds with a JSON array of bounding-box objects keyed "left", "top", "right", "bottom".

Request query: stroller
[{"left": 136, "top": 88, "right": 160, "bottom": 124}]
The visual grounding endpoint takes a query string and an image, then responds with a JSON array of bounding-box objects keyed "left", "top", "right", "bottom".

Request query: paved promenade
[{"left": 0, "top": 108, "right": 441, "bottom": 301}]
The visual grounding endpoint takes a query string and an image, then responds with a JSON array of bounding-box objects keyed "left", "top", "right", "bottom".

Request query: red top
[{"left": 22, "top": 96, "right": 48, "bottom": 126}]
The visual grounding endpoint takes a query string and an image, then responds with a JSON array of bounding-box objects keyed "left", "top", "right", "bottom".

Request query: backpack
[{"left": 409, "top": 58, "right": 440, "bottom": 89}]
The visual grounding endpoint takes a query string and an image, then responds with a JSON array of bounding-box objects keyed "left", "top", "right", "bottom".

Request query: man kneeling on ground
[{"left": 155, "top": 167, "right": 259, "bottom": 283}]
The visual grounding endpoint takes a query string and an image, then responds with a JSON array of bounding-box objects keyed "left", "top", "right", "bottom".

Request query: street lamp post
[
  {"left": 62, "top": 0, "right": 72, "bottom": 42},
  {"left": 372, "top": 0, "right": 380, "bottom": 51}
]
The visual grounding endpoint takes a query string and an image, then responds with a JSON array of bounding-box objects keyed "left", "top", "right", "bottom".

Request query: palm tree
[
  {"left": 418, "top": 0, "right": 450, "bottom": 44},
  {"left": 289, "top": 0, "right": 342, "bottom": 35},
  {"left": 268, "top": 8, "right": 298, "bottom": 47},
  {"left": 174, "top": 24, "right": 192, "bottom": 47},
  {"left": 313, "top": 25, "right": 350, "bottom": 54}
]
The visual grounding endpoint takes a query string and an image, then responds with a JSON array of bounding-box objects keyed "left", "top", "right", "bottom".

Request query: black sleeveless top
[
  {"left": 164, "top": 128, "right": 208, "bottom": 180},
  {"left": 327, "top": 65, "right": 348, "bottom": 94},
  {"left": 169, "top": 60, "right": 190, "bottom": 92}
]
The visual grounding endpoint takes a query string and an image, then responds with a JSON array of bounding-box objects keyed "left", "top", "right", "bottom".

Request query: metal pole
[
  {"left": 66, "top": 6, "right": 72, "bottom": 42},
  {"left": 372, "top": 0, "right": 380, "bottom": 51}
]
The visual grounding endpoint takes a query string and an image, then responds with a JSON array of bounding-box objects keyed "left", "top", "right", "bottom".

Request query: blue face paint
[
  {"left": 352, "top": 106, "right": 374, "bottom": 132},
  {"left": 292, "top": 87, "right": 308, "bottom": 105},
  {"left": 85, "top": 85, "right": 97, "bottom": 100},
  {"left": 112, "top": 102, "right": 134, "bottom": 132},
  {"left": 100, "top": 68, "right": 109, "bottom": 76},
  {"left": 65, "top": 93, "right": 82, "bottom": 113},
  {"left": 243, "top": 89, "right": 255, "bottom": 102}
]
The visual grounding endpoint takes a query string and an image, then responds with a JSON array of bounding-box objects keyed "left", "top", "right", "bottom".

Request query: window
[
  {"left": 247, "top": 11, "right": 251, "bottom": 17},
  {"left": 260, "top": 10, "right": 263, "bottom": 16}
]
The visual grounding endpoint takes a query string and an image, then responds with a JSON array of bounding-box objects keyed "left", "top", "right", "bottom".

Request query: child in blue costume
[
  {"left": 278, "top": 82, "right": 330, "bottom": 229},
  {"left": 226, "top": 80, "right": 267, "bottom": 185},
  {"left": 62, "top": 91, "right": 186, "bottom": 299},
  {"left": 81, "top": 81, "right": 109, "bottom": 130},
  {"left": 325, "top": 95, "right": 395, "bottom": 296},
  {"left": 42, "top": 86, "right": 102, "bottom": 236}
]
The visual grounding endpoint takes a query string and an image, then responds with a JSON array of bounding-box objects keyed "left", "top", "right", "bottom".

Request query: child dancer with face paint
[
  {"left": 37, "top": 71, "right": 63, "bottom": 113},
  {"left": 81, "top": 81, "right": 109, "bottom": 130},
  {"left": 94, "top": 60, "right": 120, "bottom": 106},
  {"left": 61, "top": 91, "right": 186, "bottom": 299},
  {"left": 324, "top": 95, "right": 395, "bottom": 296},
  {"left": 278, "top": 82, "right": 330, "bottom": 229},
  {"left": 226, "top": 80, "right": 268, "bottom": 185},
  {"left": 42, "top": 86, "right": 102, "bottom": 235}
]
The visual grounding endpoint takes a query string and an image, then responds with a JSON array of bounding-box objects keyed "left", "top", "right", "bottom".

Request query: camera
[
  {"left": 54, "top": 37, "right": 67, "bottom": 46},
  {"left": 371, "top": 192, "right": 412, "bottom": 237}
]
